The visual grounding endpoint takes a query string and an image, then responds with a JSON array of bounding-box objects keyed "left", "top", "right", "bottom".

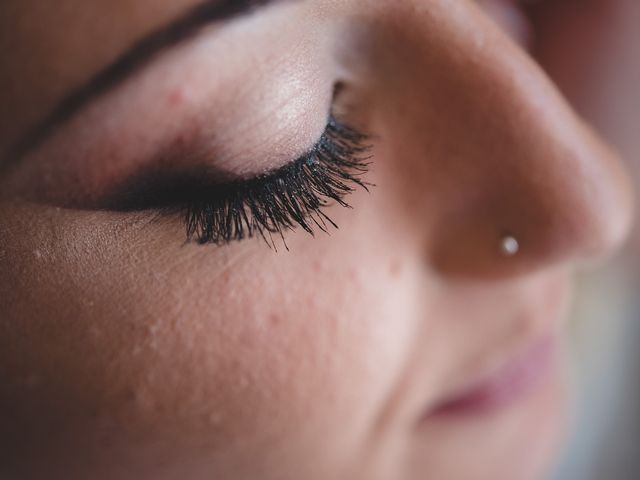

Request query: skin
[{"left": 0, "top": 1, "right": 634, "bottom": 479}]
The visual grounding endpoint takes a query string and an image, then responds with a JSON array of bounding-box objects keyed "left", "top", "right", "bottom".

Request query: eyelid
[
  {"left": 104, "top": 115, "right": 367, "bottom": 212},
  {"left": 4, "top": 2, "right": 333, "bottom": 212},
  {"left": 4, "top": 0, "right": 286, "bottom": 168},
  {"left": 103, "top": 164, "right": 234, "bottom": 212},
  {"left": 103, "top": 133, "right": 326, "bottom": 212},
  {"left": 184, "top": 115, "right": 372, "bottom": 246},
  {"left": 101, "top": 114, "right": 372, "bottom": 247}
]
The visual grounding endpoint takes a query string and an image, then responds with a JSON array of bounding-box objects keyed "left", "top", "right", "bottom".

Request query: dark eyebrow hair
[{"left": 4, "top": 0, "right": 283, "bottom": 168}]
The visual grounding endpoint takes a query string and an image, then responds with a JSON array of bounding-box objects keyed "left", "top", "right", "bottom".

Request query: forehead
[{"left": 0, "top": 0, "right": 202, "bottom": 154}]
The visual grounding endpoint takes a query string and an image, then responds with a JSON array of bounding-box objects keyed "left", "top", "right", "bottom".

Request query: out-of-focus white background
[{"left": 555, "top": 264, "right": 640, "bottom": 480}]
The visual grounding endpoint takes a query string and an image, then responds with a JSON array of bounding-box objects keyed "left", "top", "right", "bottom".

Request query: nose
[{"left": 368, "top": 0, "right": 634, "bottom": 278}]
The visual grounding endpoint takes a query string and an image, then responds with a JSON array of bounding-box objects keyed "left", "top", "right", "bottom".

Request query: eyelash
[{"left": 182, "top": 116, "right": 372, "bottom": 247}]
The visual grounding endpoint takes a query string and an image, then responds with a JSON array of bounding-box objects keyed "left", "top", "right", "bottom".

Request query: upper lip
[{"left": 426, "top": 334, "right": 556, "bottom": 415}]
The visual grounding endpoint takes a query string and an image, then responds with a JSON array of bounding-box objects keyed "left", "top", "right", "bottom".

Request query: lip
[{"left": 426, "top": 336, "right": 557, "bottom": 418}]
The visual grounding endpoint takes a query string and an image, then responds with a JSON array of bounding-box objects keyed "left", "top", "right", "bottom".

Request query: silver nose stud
[{"left": 500, "top": 235, "right": 520, "bottom": 257}]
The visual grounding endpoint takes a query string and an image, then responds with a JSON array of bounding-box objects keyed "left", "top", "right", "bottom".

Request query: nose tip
[
  {"left": 429, "top": 57, "right": 635, "bottom": 279},
  {"left": 432, "top": 123, "right": 634, "bottom": 279},
  {"left": 564, "top": 129, "right": 635, "bottom": 258},
  {"left": 431, "top": 142, "right": 634, "bottom": 279}
]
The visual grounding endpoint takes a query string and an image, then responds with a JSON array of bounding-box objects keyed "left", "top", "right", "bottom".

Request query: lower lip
[{"left": 428, "top": 337, "right": 557, "bottom": 418}]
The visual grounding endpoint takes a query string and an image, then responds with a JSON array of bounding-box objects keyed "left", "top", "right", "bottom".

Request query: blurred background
[{"left": 516, "top": 1, "right": 640, "bottom": 478}]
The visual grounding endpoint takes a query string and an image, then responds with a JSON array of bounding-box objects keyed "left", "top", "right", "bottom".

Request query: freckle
[
  {"left": 389, "top": 259, "right": 402, "bottom": 278},
  {"left": 312, "top": 259, "right": 323, "bottom": 273},
  {"left": 347, "top": 269, "right": 358, "bottom": 282},
  {"left": 172, "top": 133, "right": 189, "bottom": 148},
  {"left": 267, "top": 313, "right": 281, "bottom": 328},
  {"left": 167, "top": 88, "right": 186, "bottom": 108}
]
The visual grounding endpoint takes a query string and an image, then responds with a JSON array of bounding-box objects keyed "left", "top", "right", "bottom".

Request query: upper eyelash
[{"left": 182, "top": 116, "right": 372, "bottom": 248}]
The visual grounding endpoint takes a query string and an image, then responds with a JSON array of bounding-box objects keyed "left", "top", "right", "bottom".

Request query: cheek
[{"left": 0, "top": 200, "right": 413, "bottom": 477}]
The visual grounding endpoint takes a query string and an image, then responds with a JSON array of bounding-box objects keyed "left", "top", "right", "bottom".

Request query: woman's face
[{"left": 0, "top": 1, "right": 634, "bottom": 479}]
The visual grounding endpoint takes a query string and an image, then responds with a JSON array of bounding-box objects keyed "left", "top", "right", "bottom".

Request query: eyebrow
[{"left": 5, "top": 0, "right": 283, "bottom": 168}]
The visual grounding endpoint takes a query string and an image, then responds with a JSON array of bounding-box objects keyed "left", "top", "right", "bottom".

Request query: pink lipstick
[{"left": 429, "top": 336, "right": 557, "bottom": 417}]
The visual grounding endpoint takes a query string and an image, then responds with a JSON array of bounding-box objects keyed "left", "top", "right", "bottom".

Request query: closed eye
[{"left": 106, "top": 115, "right": 372, "bottom": 248}]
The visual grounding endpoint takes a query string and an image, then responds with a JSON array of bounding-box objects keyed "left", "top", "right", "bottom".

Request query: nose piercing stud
[{"left": 500, "top": 235, "right": 519, "bottom": 257}]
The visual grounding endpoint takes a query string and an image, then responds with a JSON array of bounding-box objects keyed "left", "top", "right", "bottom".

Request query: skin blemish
[
  {"left": 267, "top": 313, "right": 281, "bottom": 328},
  {"left": 389, "top": 259, "right": 403, "bottom": 278},
  {"left": 166, "top": 88, "right": 187, "bottom": 108},
  {"left": 312, "top": 259, "right": 325, "bottom": 274}
]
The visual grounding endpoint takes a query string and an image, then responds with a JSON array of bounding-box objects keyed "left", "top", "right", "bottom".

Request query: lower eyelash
[{"left": 184, "top": 116, "right": 372, "bottom": 248}]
